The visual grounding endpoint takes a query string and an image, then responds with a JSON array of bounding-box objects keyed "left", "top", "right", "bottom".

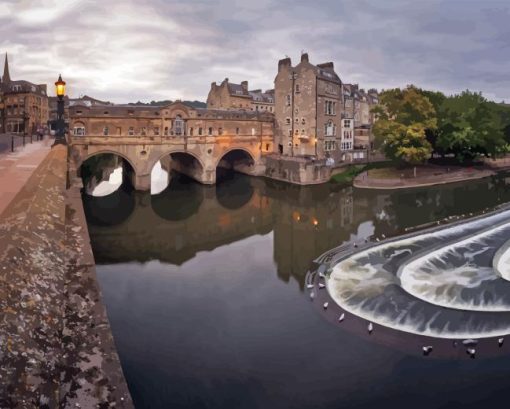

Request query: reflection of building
[
  {"left": 207, "top": 79, "right": 274, "bottom": 112},
  {"left": 0, "top": 53, "right": 48, "bottom": 134}
]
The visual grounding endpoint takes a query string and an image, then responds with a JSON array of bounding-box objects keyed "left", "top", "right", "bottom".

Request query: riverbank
[
  {"left": 352, "top": 164, "right": 498, "bottom": 190},
  {"left": 0, "top": 145, "right": 132, "bottom": 407}
]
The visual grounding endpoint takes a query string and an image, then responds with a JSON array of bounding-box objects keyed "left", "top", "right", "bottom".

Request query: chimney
[
  {"left": 278, "top": 57, "right": 292, "bottom": 72},
  {"left": 301, "top": 52, "right": 309, "bottom": 63},
  {"left": 317, "top": 62, "right": 334, "bottom": 70},
  {"left": 241, "top": 81, "right": 248, "bottom": 92}
]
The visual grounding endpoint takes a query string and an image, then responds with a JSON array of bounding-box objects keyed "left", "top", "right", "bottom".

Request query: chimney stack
[
  {"left": 278, "top": 57, "right": 292, "bottom": 72},
  {"left": 301, "top": 53, "right": 309, "bottom": 63},
  {"left": 241, "top": 81, "right": 248, "bottom": 91}
]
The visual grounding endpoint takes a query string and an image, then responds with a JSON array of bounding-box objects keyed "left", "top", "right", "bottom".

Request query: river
[{"left": 83, "top": 170, "right": 510, "bottom": 409}]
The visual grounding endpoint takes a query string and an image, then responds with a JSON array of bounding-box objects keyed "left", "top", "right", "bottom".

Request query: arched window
[
  {"left": 174, "top": 115, "right": 184, "bottom": 136},
  {"left": 164, "top": 126, "right": 169, "bottom": 136}
]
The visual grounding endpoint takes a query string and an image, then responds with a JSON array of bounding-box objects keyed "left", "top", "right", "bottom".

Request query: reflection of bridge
[
  {"left": 68, "top": 102, "right": 273, "bottom": 190},
  {"left": 86, "top": 177, "right": 273, "bottom": 265},
  {"left": 84, "top": 175, "right": 380, "bottom": 289}
]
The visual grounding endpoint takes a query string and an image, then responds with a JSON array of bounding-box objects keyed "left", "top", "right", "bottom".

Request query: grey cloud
[{"left": 1, "top": 0, "right": 510, "bottom": 102}]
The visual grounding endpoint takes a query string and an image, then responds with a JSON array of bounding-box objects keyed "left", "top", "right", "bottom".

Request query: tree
[
  {"left": 372, "top": 86, "right": 436, "bottom": 165},
  {"left": 436, "top": 91, "right": 506, "bottom": 161}
]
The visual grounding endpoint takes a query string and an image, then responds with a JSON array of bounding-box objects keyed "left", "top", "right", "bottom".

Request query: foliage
[
  {"left": 372, "top": 86, "right": 510, "bottom": 164},
  {"left": 372, "top": 86, "right": 435, "bottom": 165}
]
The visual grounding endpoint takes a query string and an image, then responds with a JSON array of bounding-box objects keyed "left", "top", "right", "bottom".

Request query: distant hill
[{"left": 126, "top": 100, "right": 207, "bottom": 108}]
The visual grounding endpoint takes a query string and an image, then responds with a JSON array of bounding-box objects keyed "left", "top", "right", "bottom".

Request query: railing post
[{"left": 11, "top": 134, "right": 14, "bottom": 152}]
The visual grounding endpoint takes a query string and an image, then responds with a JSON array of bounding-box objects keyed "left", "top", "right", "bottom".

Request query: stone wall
[
  {"left": 263, "top": 154, "right": 332, "bottom": 185},
  {"left": 0, "top": 145, "right": 133, "bottom": 408}
]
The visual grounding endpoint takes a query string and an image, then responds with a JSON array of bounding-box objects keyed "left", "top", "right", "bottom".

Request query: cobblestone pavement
[
  {"left": 0, "top": 137, "right": 51, "bottom": 216},
  {"left": 0, "top": 145, "right": 133, "bottom": 408}
]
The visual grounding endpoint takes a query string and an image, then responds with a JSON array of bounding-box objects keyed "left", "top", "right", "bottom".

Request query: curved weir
[{"left": 325, "top": 207, "right": 510, "bottom": 339}]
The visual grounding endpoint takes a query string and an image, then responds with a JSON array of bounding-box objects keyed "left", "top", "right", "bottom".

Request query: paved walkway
[
  {"left": 0, "top": 136, "right": 52, "bottom": 216},
  {"left": 353, "top": 166, "right": 496, "bottom": 189}
]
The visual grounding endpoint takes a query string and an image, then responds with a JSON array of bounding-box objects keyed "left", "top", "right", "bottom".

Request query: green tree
[
  {"left": 372, "top": 86, "right": 436, "bottom": 165},
  {"left": 436, "top": 91, "right": 506, "bottom": 161}
]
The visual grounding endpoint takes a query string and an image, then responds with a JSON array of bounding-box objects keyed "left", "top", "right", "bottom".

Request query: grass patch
[
  {"left": 330, "top": 165, "right": 365, "bottom": 184},
  {"left": 330, "top": 161, "right": 395, "bottom": 184}
]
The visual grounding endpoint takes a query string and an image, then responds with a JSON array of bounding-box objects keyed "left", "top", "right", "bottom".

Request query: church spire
[{"left": 3, "top": 53, "right": 10, "bottom": 83}]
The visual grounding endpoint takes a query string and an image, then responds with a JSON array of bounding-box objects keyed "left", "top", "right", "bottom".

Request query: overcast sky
[{"left": 1, "top": 0, "right": 510, "bottom": 103}]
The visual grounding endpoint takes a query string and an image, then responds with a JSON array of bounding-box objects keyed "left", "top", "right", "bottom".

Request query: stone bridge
[{"left": 68, "top": 133, "right": 271, "bottom": 190}]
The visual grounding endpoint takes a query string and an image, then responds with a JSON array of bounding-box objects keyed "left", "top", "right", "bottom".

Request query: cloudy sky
[{"left": 1, "top": 0, "right": 510, "bottom": 103}]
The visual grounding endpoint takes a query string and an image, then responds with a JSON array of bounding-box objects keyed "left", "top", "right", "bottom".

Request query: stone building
[
  {"left": 207, "top": 78, "right": 274, "bottom": 112},
  {"left": 342, "top": 84, "right": 379, "bottom": 150},
  {"left": 0, "top": 53, "right": 49, "bottom": 134},
  {"left": 274, "top": 53, "right": 343, "bottom": 161},
  {"left": 49, "top": 94, "right": 112, "bottom": 132}
]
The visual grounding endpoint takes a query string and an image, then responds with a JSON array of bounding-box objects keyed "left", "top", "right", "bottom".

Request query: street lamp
[{"left": 53, "top": 74, "right": 67, "bottom": 146}]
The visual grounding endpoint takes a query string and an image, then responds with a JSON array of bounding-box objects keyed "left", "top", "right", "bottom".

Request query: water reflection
[
  {"left": 84, "top": 172, "right": 510, "bottom": 408},
  {"left": 85, "top": 173, "right": 510, "bottom": 287}
]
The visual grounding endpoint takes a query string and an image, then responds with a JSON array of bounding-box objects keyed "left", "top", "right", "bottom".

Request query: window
[
  {"left": 325, "top": 100, "right": 335, "bottom": 115},
  {"left": 189, "top": 127, "right": 194, "bottom": 136},
  {"left": 236, "top": 127, "right": 240, "bottom": 135},
  {"left": 141, "top": 127, "right": 146, "bottom": 136},
  {"left": 252, "top": 128, "right": 255, "bottom": 136},
  {"left": 295, "top": 84, "right": 300, "bottom": 93},
  {"left": 325, "top": 120, "right": 335, "bottom": 136},
  {"left": 301, "top": 129, "right": 305, "bottom": 135},
  {"left": 344, "top": 119, "right": 351, "bottom": 128},
  {"left": 103, "top": 126, "right": 109, "bottom": 136},
  {"left": 295, "top": 118, "right": 299, "bottom": 123},
  {"left": 286, "top": 118, "right": 291, "bottom": 125},
  {"left": 199, "top": 127, "right": 203, "bottom": 136},
  {"left": 174, "top": 115, "right": 184, "bottom": 136},
  {"left": 325, "top": 140, "right": 337, "bottom": 151},
  {"left": 286, "top": 95, "right": 291, "bottom": 106},
  {"left": 128, "top": 127, "right": 134, "bottom": 136},
  {"left": 301, "top": 118, "right": 306, "bottom": 125},
  {"left": 164, "top": 126, "right": 169, "bottom": 136},
  {"left": 208, "top": 127, "right": 213, "bottom": 135},
  {"left": 218, "top": 127, "right": 223, "bottom": 135},
  {"left": 73, "top": 126, "right": 85, "bottom": 136},
  {"left": 154, "top": 127, "right": 160, "bottom": 136},
  {"left": 266, "top": 143, "right": 270, "bottom": 151}
]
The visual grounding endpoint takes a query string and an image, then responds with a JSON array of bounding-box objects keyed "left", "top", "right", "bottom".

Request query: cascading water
[{"left": 325, "top": 208, "right": 510, "bottom": 339}]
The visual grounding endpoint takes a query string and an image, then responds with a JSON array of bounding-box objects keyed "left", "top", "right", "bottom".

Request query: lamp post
[
  {"left": 53, "top": 74, "right": 67, "bottom": 146},
  {"left": 22, "top": 111, "right": 29, "bottom": 146}
]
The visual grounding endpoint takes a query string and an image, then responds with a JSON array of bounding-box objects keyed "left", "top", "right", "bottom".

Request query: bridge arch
[
  {"left": 78, "top": 150, "right": 138, "bottom": 196},
  {"left": 150, "top": 150, "right": 210, "bottom": 190},
  {"left": 215, "top": 148, "right": 257, "bottom": 176}
]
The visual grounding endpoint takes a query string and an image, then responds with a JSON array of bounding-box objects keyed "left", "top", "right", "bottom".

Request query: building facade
[
  {"left": 274, "top": 53, "right": 343, "bottom": 161},
  {"left": 0, "top": 54, "right": 49, "bottom": 134},
  {"left": 69, "top": 101, "right": 274, "bottom": 149},
  {"left": 207, "top": 78, "right": 274, "bottom": 112}
]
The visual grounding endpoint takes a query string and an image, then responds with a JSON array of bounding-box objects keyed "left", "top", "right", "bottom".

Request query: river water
[{"left": 83, "top": 171, "right": 510, "bottom": 409}]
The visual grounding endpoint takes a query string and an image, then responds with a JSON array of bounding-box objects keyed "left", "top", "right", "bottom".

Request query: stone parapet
[{"left": 0, "top": 145, "right": 132, "bottom": 408}]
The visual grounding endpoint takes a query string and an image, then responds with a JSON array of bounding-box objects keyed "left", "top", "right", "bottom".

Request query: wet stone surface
[{"left": 0, "top": 146, "right": 132, "bottom": 408}]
